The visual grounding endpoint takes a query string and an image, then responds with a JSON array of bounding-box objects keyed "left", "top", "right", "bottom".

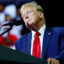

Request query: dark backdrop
[{"left": 0, "top": 0, "right": 64, "bottom": 26}]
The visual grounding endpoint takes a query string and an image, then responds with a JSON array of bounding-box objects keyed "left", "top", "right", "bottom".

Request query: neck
[{"left": 32, "top": 20, "right": 45, "bottom": 32}]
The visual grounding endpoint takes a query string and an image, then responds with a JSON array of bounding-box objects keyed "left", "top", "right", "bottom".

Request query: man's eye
[
  {"left": 28, "top": 11, "right": 31, "bottom": 13},
  {"left": 29, "top": 11, "right": 31, "bottom": 13}
]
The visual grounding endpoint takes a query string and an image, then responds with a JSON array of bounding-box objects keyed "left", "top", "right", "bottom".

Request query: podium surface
[{"left": 0, "top": 45, "right": 47, "bottom": 64}]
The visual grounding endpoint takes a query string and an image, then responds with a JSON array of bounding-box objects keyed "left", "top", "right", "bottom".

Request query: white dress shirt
[{"left": 31, "top": 24, "right": 46, "bottom": 57}]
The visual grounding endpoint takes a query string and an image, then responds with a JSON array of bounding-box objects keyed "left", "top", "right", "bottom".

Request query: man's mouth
[{"left": 27, "top": 22, "right": 35, "bottom": 29}]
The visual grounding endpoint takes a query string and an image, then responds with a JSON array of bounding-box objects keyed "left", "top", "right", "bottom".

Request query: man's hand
[{"left": 47, "top": 58, "right": 59, "bottom": 64}]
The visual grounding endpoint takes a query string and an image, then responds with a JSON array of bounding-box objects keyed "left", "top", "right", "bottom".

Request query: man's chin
[{"left": 26, "top": 23, "right": 37, "bottom": 31}]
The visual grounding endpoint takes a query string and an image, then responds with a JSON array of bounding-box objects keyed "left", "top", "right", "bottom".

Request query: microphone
[{"left": 2, "top": 20, "right": 23, "bottom": 26}]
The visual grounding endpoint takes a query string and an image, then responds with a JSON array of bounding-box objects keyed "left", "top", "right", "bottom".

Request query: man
[{"left": 15, "top": 2, "right": 64, "bottom": 64}]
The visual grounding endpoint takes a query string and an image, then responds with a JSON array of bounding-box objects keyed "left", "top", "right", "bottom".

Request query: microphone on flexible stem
[
  {"left": 2, "top": 20, "right": 23, "bottom": 26},
  {"left": 0, "top": 20, "right": 23, "bottom": 36}
]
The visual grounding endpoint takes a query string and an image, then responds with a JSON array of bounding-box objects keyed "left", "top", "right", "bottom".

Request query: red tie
[{"left": 32, "top": 32, "right": 41, "bottom": 58}]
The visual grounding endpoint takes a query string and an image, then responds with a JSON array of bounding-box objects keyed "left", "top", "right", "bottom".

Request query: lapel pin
[{"left": 48, "top": 32, "right": 51, "bottom": 35}]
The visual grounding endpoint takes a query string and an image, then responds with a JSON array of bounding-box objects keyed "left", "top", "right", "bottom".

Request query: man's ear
[{"left": 39, "top": 12, "right": 44, "bottom": 20}]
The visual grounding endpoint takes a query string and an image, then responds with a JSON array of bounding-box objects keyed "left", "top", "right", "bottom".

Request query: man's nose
[
  {"left": 25, "top": 14, "right": 29, "bottom": 19},
  {"left": 25, "top": 15, "right": 29, "bottom": 19}
]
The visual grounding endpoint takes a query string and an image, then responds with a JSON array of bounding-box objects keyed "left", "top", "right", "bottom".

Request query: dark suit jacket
[{"left": 15, "top": 27, "right": 64, "bottom": 63}]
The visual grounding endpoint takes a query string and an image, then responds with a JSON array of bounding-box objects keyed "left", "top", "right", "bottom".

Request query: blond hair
[
  {"left": 20, "top": 1, "right": 46, "bottom": 23},
  {"left": 20, "top": 1, "right": 43, "bottom": 15}
]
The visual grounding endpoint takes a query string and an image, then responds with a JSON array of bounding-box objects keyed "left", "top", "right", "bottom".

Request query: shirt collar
[{"left": 38, "top": 24, "right": 46, "bottom": 35}]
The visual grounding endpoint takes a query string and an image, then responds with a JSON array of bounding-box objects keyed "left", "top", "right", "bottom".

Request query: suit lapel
[
  {"left": 27, "top": 32, "right": 32, "bottom": 54},
  {"left": 21, "top": 32, "right": 32, "bottom": 55},
  {"left": 42, "top": 27, "right": 54, "bottom": 58}
]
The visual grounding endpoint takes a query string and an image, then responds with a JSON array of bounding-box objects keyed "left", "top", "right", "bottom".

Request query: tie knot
[{"left": 35, "top": 32, "right": 40, "bottom": 36}]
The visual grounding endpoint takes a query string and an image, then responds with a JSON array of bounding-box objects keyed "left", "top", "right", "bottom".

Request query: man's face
[{"left": 22, "top": 6, "right": 42, "bottom": 30}]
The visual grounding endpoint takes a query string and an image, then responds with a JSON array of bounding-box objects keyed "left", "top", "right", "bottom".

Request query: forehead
[{"left": 22, "top": 6, "right": 37, "bottom": 13}]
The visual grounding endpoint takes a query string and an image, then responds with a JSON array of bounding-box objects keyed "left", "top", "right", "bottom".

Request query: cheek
[
  {"left": 30, "top": 14, "right": 37, "bottom": 19},
  {"left": 32, "top": 15, "right": 40, "bottom": 22}
]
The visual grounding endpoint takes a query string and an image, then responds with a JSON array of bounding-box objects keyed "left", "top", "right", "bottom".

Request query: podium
[{"left": 0, "top": 45, "right": 47, "bottom": 64}]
